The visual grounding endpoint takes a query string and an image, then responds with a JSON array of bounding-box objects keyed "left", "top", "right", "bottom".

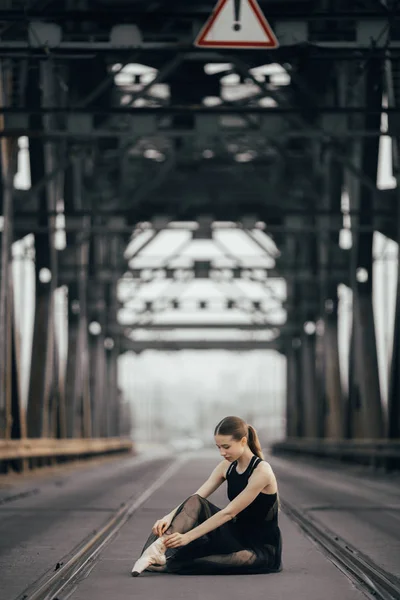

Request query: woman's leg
[
  {"left": 165, "top": 494, "right": 218, "bottom": 535},
  {"left": 140, "top": 494, "right": 219, "bottom": 556},
  {"left": 135, "top": 495, "right": 283, "bottom": 576},
  {"left": 133, "top": 495, "right": 221, "bottom": 574},
  {"left": 161, "top": 496, "right": 257, "bottom": 573},
  {"left": 167, "top": 549, "right": 259, "bottom": 575}
]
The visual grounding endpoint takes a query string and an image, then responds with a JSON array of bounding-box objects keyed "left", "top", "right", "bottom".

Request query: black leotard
[
  {"left": 139, "top": 453, "right": 282, "bottom": 575},
  {"left": 226, "top": 455, "right": 281, "bottom": 559}
]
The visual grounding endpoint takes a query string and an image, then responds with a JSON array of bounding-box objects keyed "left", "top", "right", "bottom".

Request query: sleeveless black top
[{"left": 226, "top": 454, "right": 280, "bottom": 551}]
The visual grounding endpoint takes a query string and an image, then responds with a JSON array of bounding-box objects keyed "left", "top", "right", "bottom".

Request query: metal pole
[{"left": 0, "top": 59, "right": 17, "bottom": 439}]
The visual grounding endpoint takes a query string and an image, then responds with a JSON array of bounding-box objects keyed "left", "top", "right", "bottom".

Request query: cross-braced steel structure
[{"left": 1, "top": 0, "right": 400, "bottom": 470}]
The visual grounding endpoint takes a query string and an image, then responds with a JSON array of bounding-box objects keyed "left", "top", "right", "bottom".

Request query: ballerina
[{"left": 131, "top": 415, "right": 282, "bottom": 577}]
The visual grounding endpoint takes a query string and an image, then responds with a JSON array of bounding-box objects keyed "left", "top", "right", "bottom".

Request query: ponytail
[
  {"left": 247, "top": 424, "right": 264, "bottom": 460},
  {"left": 248, "top": 425, "right": 280, "bottom": 509},
  {"left": 214, "top": 416, "right": 264, "bottom": 460},
  {"left": 215, "top": 416, "right": 280, "bottom": 510}
]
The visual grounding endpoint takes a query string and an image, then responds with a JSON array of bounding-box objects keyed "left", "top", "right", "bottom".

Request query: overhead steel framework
[{"left": 0, "top": 0, "right": 400, "bottom": 470}]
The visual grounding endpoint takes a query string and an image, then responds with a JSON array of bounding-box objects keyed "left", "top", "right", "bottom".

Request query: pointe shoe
[
  {"left": 131, "top": 538, "right": 167, "bottom": 577},
  {"left": 146, "top": 563, "right": 167, "bottom": 572}
]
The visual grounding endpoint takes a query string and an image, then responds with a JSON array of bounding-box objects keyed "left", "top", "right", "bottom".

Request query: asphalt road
[
  {"left": 0, "top": 451, "right": 174, "bottom": 599},
  {"left": 0, "top": 448, "right": 399, "bottom": 599},
  {"left": 271, "top": 454, "right": 400, "bottom": 576}
]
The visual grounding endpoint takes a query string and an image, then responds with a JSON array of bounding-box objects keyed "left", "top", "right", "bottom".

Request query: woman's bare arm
[
  {"left": 184, "top": 464, "right": 272, "bottom": 544},
  {"left": 165, "top": 460, "right": 228, "bottom": 520},
  {"left": 194, "top": 460, "right": 229, "bottom": 498}
]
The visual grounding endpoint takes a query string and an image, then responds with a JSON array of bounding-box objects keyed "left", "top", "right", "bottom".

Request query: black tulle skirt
[{"left": 139, "top": 494, "right": 282, "bottom": 575}]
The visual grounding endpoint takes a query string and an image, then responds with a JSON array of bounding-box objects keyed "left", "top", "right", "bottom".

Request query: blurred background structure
[{"left": 1, "top": 0, "right": 400, "bottom": 470}]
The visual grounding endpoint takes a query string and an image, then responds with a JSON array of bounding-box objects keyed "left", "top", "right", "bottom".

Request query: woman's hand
[
  {"left": 163, "top": 532, "right": 191, "bottom": 549},
  {"left": 152, "top": 515, "right": 172, "bottom": 537}
]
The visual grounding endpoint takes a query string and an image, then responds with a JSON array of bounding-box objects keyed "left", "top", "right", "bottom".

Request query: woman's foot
[
  {"left": 146, "top": 563, "right": 167, "bottom": 572},
  {"left": 131, "top": 537, "right": 167, "bottom": 577}
]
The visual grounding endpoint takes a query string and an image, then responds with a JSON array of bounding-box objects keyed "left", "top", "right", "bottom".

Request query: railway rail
[
  {"left": 15, "top": 457, "right": 185, "bottom": 600},
  {"left": 281, "top": 499, "right": 400, "bottom": 600},
  {"left": 12, "top": 458, "right": 400, "bottom": 600}
]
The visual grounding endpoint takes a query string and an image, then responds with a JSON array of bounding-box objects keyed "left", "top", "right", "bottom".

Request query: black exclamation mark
[{"left": 233, "top": 0, "right": 242, "bottom": 31}]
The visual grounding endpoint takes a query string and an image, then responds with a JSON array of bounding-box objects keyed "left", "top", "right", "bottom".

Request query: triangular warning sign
[{"left": 194, "top": 0, "right": 279, "bottom": 49}]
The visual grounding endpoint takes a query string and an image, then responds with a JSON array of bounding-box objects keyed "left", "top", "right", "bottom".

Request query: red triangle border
[{"left": 194, "top": 0, "right": 279, "bottom": 49}]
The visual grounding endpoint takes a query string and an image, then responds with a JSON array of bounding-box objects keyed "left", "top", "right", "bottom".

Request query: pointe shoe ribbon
[{"left": 131, "top": 537, "right": 167, "bottom": 577}]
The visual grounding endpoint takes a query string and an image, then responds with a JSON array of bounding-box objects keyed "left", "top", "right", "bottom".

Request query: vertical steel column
[
  {"left": 318, "top": 147, "right": 344, "bottom": 438},
  {"left": 105, "top": 234, "right": 125, "bottom": 437},
  {"left": 106, "top": 342, "right": 119, "bottom": 437},
  {"left": 88, "top": 227, "right": 107, "bottom": 438},
  {"left": 41, "top": 61, "right": 62, "bottom": 438},
  {"left": 74, "top": 157, "right": 92, "bottom": 438},
  {"left": 324, "top": 297, "right": 344, "bottom": 437},
  {"left": 386, "top": 57, "right": 400, "bottom": 439},
  {"left": 283, "top": 216, "right": 305, "bottom": 438},
  {"left": 89, "top": 288, "right": 107, "bottom": 438},
  {"left": 345, "top": 322, "right": 364, "bottom": 438},
  {"left": 300, "top": 332, "right": 319, "bottom": 437},
  {"left": 26, "top": 61, "right": 58, "bottom": 438},
  {"left": 10, "top": 272, "right": 27, "bottom": 442},
  {"left": 27, "top": 234, "right": 54, "bottom": 437},
  {"left": 348, "top": 59, "right": 384, "bottom": 438},
  {"left": 315, "top": 326, "right": 327, "bottom": 438},
  {"left": 61, "top": 155, "right": 92, "bottom": 438},
  {"left": 78, "top": 240, "right": 92, "bottom": 439},
  {"left": 388, "top": 267, "right": 400, "bottom": 437},
  {"left": 297, "top": 212, "right": 321, "bottom": 438},
  {"left": 285, "top": 341, "right": 302, "bottom": 437},
  {"left": 65, "top": 283, "right": 79, "bottom": 437},
  {"left": 0, "top": 59, "right": 17, "bottom": 440},
  {"left": 353, "top": 294, "right": 383, "bottom": 437},
  {"left": 55, "top": 167, "right": 67, "bottom": 440}
]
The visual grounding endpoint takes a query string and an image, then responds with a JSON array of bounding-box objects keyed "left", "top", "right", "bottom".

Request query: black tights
[{"left": 140, "top": 494, "right": 259, "bottom": 575}]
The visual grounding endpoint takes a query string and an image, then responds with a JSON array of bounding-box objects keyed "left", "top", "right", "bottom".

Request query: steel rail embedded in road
[
  {"left": 15, "top": 456, "right": 186, "bottom": 600},
  {"left": 281, "top": 498, "right": 400, "bottom": 600},
  {"left": 14, "top": 462, "right": 400, "bottom": 599}
]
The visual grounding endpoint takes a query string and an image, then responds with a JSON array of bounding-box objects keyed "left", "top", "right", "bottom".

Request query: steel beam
[
  {"left": 322, "top": 169, "right": 345, "bottom": 437},
  {"left": 89, "top": 328, "right": 106, "bottom": 437},
  {"left": 26, "top": 62, "right": 62, "bottom": 439},
  {"left": 106, "top": 339, "right": 119, "bottom": 437},
  {"left": 231, "top": 56, "right": 387, "bottom": 210},
  {"left": 0, "top": 9, "right": 392, "bottom": 21},
  {"left": 315, "top": 139, "right": 345, "bottom": 438},
  {"left": 105, "top": 261, "right": 122, "bottom": 437},
  {"left": 42, "top": 60, "right": 67, "bottom": 440},
  {"left": 349, "top": 59, "right": 385, "bottom": 439},
  {"left": 323, "top": 301, "right": 344, "bottom": 438},
  {"left": 0, "top": 41, "right": 398, "bottom": 55},
  {"left": 65, "top": 283, "right": 80, "bottom": 438},
  {"left": 10, "top": 276, "right": 27, "bottom": 446},
  {"left": 285, "top": 342, "right": 302, "bottom": 437},
  {"left": 88, "top": 272, "right": 107, "bottom": 438},
  {"left": 0, "top": 127, "right": 395, "bottom": 139},
  {"left": 0, "top": 60, "right": 18, "bottom": 441},
  {"left": 388, "top": 254, "right": 400, "bottom": 437},
  {"left": 121, "top": 339, "right": 281, "bottom": 353},
  {"left": 74, "top": 157, "right": 92, "bottom": 439},
  {"left": 0, "top": 48, "right": 396, "bottom": 63},
  {"left": 387, "top": 60, "right": 400, "bottom": 440},
  {"left": 14, "top": 207, "right": 397, "bottom": 216},
  {"left": 300, "top": 333, "right": 320, "bottom": 437},
  {"left": 10, "top": 224, "right": 392, "bottom": 236},
  {"left": 126, "top": 323, "right": 282, "bottom": 330},
  {"left": 1, "top": 106, "right": 400, "bottom": 115}
]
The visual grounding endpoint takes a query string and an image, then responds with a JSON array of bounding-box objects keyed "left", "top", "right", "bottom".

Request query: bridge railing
[
  {"left": 0, "top": 438, "right": 135, "bottom": 473},
  {"left": 271, "top": 438, "right": 400, "bottom": 469}
]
